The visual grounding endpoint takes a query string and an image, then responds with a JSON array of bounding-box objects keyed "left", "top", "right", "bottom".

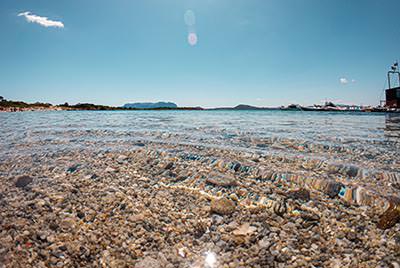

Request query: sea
[
  {"left": 0, "top": 110, "right": 399, "bottom": 174},
  {"left": 1, "top": 110, "right": 400, "bottom": 267}
]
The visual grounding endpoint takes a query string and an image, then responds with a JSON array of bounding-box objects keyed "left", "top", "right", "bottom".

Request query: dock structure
[{"left": 385, "top": 62, "right": 400, "bottom": 108}]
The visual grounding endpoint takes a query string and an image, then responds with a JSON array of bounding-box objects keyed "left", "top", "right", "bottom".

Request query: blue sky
[{"left": 0, "top": 0, "right": 399, "bottom": 107}]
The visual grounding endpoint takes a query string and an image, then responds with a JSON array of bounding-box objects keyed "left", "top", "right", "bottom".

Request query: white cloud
[
  {"left": 339, "top": 77, "right": 349, "bottom": 85},
  {"left": 339, "top": 77, "right": 356, "bottom": 85},
  {"left": 18, "top": 11, "right": 64, "bottom": 28}
]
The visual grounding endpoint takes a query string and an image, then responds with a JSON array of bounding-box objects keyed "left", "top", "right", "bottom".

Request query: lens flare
[
  {"left": 188, "top": 32, "right": 198, "bottom": 46},
  {"left": 184, "top": 10, "right": 196, "bottom": 26}
]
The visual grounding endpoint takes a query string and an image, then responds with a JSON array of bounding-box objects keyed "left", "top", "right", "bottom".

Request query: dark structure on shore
[{"left": 385, "top": 62, "right": 400, "bottom": 108}]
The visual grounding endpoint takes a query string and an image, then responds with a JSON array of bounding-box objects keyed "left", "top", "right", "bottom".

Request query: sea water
[{"left": 0, "top": 110, "right": 399, "bottom": 173}]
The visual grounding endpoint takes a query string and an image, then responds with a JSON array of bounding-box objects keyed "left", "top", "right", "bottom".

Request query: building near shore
[
  {"left": 386, "top": 87, "right": 400, "bottom": 108},
  {"left": 385, "top": 63, "right": 400, "bottom": 108}
]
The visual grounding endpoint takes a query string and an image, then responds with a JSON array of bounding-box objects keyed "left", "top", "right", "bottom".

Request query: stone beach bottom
[{"left": 0, "top": 142, "right": 399, "bottom": 268}]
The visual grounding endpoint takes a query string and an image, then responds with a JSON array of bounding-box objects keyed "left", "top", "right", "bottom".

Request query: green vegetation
[
  {"left": 59, "top": 103, "right": 118, "bottom": 110},
  {"left": 0, "top": 99, "right": 51, "bottom": 108},
  {"left": 59, "top": 103, "right": 203, "bottom": 111},
  {"left": 0, "top": 97, "right": 204, "bottom": 111}
]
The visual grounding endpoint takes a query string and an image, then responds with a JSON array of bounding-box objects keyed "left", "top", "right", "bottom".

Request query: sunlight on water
[{"left": 204, "top": 251, "right": 217, "bottom": 268}]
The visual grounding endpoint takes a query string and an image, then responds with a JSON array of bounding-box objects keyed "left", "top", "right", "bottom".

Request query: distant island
[
  {"left": 0, "top": 96, "right": 398, "bottom": 113},
  {"left": 212, "top": 104, "right": 279, "bottom": 110},
  {"left": 123, "top": 102, "right": 178, "bottom": 109}
]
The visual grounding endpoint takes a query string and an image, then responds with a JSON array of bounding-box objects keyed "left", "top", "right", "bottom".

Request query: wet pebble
[
  {"left": 66, "top": 164, "right": 80, "bottom": 173},
  {"left": 377, "top": 198, "right": 400, "bottom": 229},
  {"left": 288, "top": 188, "right": 310, "bottom": 202},
  {"left": 15, "top": 176, "right": 33, "bottom": 188},
  {"left": 135, "top": 256, "right": 162, "bottom": 268},
  {"left": 163, "top": 162, "right": 174, "bottom": 170},
  {"left": 206, "top": 176, "right": 237, "bottom": 187},
  {"left": 210, "top": 197, "right": 236, "bottom": 215}
]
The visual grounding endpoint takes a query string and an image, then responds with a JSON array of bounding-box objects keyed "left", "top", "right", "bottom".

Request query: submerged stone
[
  {"left": 232, "top": 223, "right": 257, "bottom": 236},
  {"left": 377, "top": 198, "right": 400, "bottom": 230},
  {"left": 66, "top": 164, "right": 80, "bottom": 173},
  {"left": 288, "top": 188, "right": 311, "bottom": 202},
  {"left": 134, "top": 142, "right": 145, "bottom": 147},
  {"left": 320, "top": 180, "right": 343, "bottom": 198},
  {"left": 135, "top": 257, "right": 161, "bottom": 268},
  {"left": 347, "top": 165, "right": 360, "bottom": 177},
  {"left": 163, "top": 162, "right": 174, "bottom": 170},
  {"left": 206, "top": 176, "right": 237, "bottom": 187},
  {"left": 15, "top": 176, "right": 33, "bottom": 188},
  {"left": 211, "top": 197, "right": 236, "bottom": 215},
  {"left": 232, "top": 162, "right": 241, "bottom": 172}
]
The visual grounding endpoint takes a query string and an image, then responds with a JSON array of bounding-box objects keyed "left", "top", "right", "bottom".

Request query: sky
[{"left": 0, "top": 0, "right": 399, "bottom": 108}]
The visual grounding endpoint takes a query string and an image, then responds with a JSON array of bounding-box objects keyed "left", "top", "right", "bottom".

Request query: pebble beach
[{"left": 1, "top": 110, "right": 400, "bottom": 267}]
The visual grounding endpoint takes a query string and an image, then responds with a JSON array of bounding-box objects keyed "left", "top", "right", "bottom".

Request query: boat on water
[
  {"left": 280, "top": 104, "right": 303, "bottom": 111},
  {"left": 301, "top": 102, "right": 362, "bottom": 112},
  {"left": 282, "top": 63, "right": 400, "bottom": 113}
]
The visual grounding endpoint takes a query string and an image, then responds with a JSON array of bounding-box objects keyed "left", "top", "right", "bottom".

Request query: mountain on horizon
[
  {"left": 123, "top": 102, "right": 178, "bottom": 109},
  {"left": 232, "top": 104, "right": 261, "bottom": 110},
  {"left": 212, "top": 104, "right": 274, "bottom": 110}
]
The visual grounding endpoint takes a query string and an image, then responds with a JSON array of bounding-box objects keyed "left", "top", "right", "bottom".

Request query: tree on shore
[{"left": 0, "top": 96, "right": 4, "bottom": 102}]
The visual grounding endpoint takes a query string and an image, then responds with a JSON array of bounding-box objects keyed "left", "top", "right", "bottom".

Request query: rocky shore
[
  {"left": 1, "top": 141, "right": 399, "bottom": 267},
  {"left": 0, "top": 107, "right": 64, "bottom": 112}
]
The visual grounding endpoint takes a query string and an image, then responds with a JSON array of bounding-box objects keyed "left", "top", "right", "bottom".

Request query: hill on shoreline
[{"left": 211, "top": 104, "right": 279, "bottom": 110}]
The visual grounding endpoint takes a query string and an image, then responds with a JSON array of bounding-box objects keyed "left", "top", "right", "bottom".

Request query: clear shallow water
[
  {"left": 3, "top": 112, "right": 400, "bottom": 268},
  {"left": 1, "top": 110, "right": 400, "bottom": 171}
]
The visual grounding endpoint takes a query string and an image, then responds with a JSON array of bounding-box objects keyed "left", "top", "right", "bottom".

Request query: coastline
[
  {"left": 0, "top": 106, "right": 204, "bottom": 113},
  {"left": 1, "top": 98, "right": 399, "bottom": 113},
  {"left": 1, "top": 106, "right": 399, "bottom": 113}
]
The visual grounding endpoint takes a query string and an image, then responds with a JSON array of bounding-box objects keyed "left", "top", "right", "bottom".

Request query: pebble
[
  {"left": 210, "top": 197, "right": 236, "bottom": 215},
  {"left": 66, "top": 164, "right": 80, "bottom": 173},
  {"left": 288, "top": 188, "right": 311, "bottom": 202},
  {"left": 211, "top": 214, "right": 224, "bottom": 225},
  {"left": 163, "top": 162, "right": 174, "bottom": 170},
  {"left": 135, "top": 256, "right": 162, "bottom": 268},
  {"left": 105, "top": 167, "right": 116, "bottom": 173},
  {"left": 15, "top": 175, "right": 33, "bottom": 188},
  {"left": 377, "top": 198, "right": 400, "bottom": 229},
  {"left": 135, "top": 142, "right": 146, "bottom": 147},
  {"left": 233, "top": 223, "right": 257, "bottom": 236},
  {"left": 0, "top": 138, "right": 399, "bottom": 267},
  {"left": 60, "top": 218, "right": 76, "bottom": 231},
  {"left": 206, "top": 176, "right": 237, "bottom": 187}
]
